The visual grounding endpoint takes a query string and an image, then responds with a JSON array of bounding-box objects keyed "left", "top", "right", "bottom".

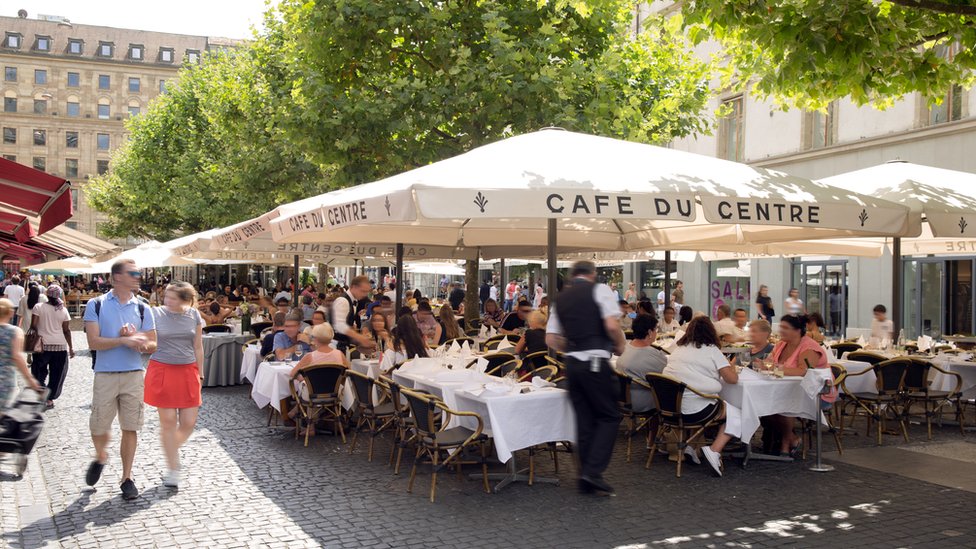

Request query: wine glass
[{"left": 294, "top": 346, "right": 305, "bottom": 363}]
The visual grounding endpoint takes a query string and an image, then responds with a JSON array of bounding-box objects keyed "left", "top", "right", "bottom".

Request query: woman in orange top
[{"left": 767, "top": 314, "right": 836, "bottom": 456}]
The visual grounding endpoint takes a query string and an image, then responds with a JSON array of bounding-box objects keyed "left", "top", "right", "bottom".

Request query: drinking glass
[{"left": 294, "top": 347, "right": 305, "bottom": 362}]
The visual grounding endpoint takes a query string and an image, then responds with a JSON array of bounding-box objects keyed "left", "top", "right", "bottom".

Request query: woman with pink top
[
  {"left": 766, "top": 314, "right": 836, "bottom": 456},
  {"left": 288, "top": 323, "right": 347, "bottom": 437}
]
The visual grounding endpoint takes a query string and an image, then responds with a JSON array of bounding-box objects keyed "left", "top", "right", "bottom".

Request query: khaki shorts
[{"left": 90, "top": 371, "right": 146, "bottom": 435}]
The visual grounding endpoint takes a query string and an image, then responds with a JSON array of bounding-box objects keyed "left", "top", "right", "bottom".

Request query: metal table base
[{"left": 470, "top": 455, "right": 560, "bottom": 492}]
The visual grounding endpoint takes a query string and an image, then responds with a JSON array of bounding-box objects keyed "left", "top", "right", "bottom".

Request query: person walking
[
  {"left": 4, "top": 276, "right": 25, "bottom": 326},
  {"left": 29, "top": 284, "right": 73, "bottom": 409},
  {"left": 0, "top": 298, "right": 42, "bottom": 407},
  {"left": 145, "top": 281, "right": 204, "bottom": 489},
  {"left": 546, "top": 261, "right": 626, "bottom": 495},
  {"left": 83, "top": 259, "right": 157, "bottom": 501},
  {"left": 755, "top": 284, "right": 775, "bottom": 323}
]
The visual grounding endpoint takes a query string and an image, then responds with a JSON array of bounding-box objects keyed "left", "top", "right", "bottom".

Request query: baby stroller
[{"left": 0, "top": 387, "right": 49, "bottom": 478}]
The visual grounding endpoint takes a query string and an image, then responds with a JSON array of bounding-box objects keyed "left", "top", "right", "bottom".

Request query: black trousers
[
  {"left": 31, "top": 350, "right": 69, "bottom": 401},
  {"left": 566, "top": 356, "right": 621, "bottom": 479}
]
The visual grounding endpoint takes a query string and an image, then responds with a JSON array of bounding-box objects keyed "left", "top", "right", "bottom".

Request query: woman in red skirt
[{"left": 145, "top": 281, "right": 204, "bottom": 489}]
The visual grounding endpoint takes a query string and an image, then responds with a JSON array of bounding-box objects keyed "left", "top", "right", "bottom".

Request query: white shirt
[
  {"left": 32, "top": 302, "right": 71, "bottom": 347},
  {"left": 331, "top": 291, "right": 355, "bottom": 335},
  {"left": 658, "top": 318, "right": 681, "bottom": 333},
  {"left": 656, "top": 290, "right": 666, "bottom": 315},
  {"left": 489, "top": 285, "right": 499, "bottom": 302},
  {"left": 663, "top": 345, "right": 730, "bottom": 414},
  {"left": 871, "top": 318, "right": 893, "bottom": 341},
  {"left": 4, "top": 284, "right": 25, "bottom": 306},
  {"left": 714, "top": 317, "right": 746, "bottom": 342},
  {"left": 546, "top": 280, "right": 620, "bottom": 360},
  {"left": 785, "top": 297, "right": 804, "bottom": 315}
]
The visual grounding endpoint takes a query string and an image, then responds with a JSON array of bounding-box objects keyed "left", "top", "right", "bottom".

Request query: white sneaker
[
  {"left": 701, "top": 447, "right": 723, "bottom": 477},
  {"left": 683, "top": 445, "right": 701, "bottom": 465},
  {"left": 162, "top": 469, "right": 180, "bottom": 488}
]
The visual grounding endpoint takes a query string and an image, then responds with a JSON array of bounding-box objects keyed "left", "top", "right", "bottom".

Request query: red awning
[
  {"left": 0, "top": 240, "right": 46, "bottom": 261},
  {"left": 0, "top": 157, "right": 73, "bottom": 235},
  {"left": 0, "top": 211, "right": 37, "bottom": 242}
]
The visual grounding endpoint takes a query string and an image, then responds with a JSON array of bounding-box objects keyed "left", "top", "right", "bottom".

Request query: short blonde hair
[
  {"left": 311, "top": 322, "right": 335, "bottom": 344},
  {"left": 528, "top": 310, "right": 547, "bottom": 328},
  {"left": 0, "top": 298, "right": 14, "bottom": 319},
  {"left": 165, "top": 281, "right": 197, "bottom": 307},
  {"left": 749, "top": 319, "right": 771, "bottom": 334}
]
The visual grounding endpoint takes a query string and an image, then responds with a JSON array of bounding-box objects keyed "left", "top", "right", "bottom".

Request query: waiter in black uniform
[
  {"left": 546, "top": 261, "right": 626, "bottom": 495},
  {"left": 331, "top": 275, "right": 377, "bottom": 353}
]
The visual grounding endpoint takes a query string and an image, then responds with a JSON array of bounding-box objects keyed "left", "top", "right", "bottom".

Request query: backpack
[{"left": 88, "top": 296, "right": 147, "bottom": 370}]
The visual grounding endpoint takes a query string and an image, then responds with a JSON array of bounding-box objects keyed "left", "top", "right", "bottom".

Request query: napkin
[
  {"left": 470, "top": 357, "right": 489, "bottom": 373},
  {"left": 531, "top": 376, "right": 556, "bottom": 389},
  {"left": 479, "top": 325, "right": 489, "bottom": 338},
  {"left": 856, "top": 335, "right": 866, "bottom": 347},
  {"left": 918, "top": 334, "right": 933, "bottom": 352},
  {"left": 484, "top": 383, "right": 512, "bottom": 395},
  {"left": 379, "top": 349, "right": 397, "bottom": 373},
  {"left": 487, "top": 326, "right": 497, "bottom": 338},
  {"left": 496, "top": 337, "right": 515, "bottom": 351},
  {"left": 448, "top": 340, "right": 462, "bottom": 356}
]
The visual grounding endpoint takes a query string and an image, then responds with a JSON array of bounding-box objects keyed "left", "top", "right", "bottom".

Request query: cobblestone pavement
[{"left": 3, "top": 331, "right": 976, "bottom": 548}]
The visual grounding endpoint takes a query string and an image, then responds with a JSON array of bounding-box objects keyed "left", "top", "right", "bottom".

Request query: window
[
  {"left": 930, "top": 85, "right": 964, "bottom": 125},
  {"left": 33, "top": 129, "right": 46, "bottom": 146},
  {"left": 68, "top": 39, "right": 83, "bottom": 54},
  {"left": 2, "top": 155, "right": 14, "bottom": 162},
  {"left": 65, "top": 158, "right": 78, "bottom": 178},
  {"left": 65, "top": 221, "right": 78, "bottom": 230},
  {"left": 34, "top": 69, "right": 46, "bottom": 85},
  {"left": 70, "top": 189, "right": 79, "bottom": 210},
  {"left": 718, "top": 95, "right": 744, "bottom": 162},
  {"left": 33, "top": 99, "right": 47, "bottom": 115},
  {"left": 128, "top": 105, "right": 140, "bottom": 117},
  {"left": 98, "top": 74, "right": 110, "bottom": 89},
  {"left": 97, "top": 104, "right": 110, "bottom": 119},
  {"left": 97, "top": 42, "right": 113, "bottom": 57},
  {"left": 97, "top": 159, "right": 109, "bottom": 174},
  {"left": 128, "top": 77, "right": 140, "bottom": 93},
  {"left": 159, "top": 79, "right": 167, "bottom": 93},
  {"left": 4, "top": 66, "right": 15, "bottom": 81},
  {"left": 97, "top": 133, "right": 110, "bottom": 150},
  {"left": 66, "top": 101, "right": 79, "bottom": 117},
  {"left": 186, "top": 50, "right": 200, "bottom": 64},
  {"left": 129, "top": 44, "right": 143, "bottom": 60},
  {"left": 4, "top": 33, "right": 21, "bottom": 49},
  {"left": 4, "top": 97, "right": 15, "bottom": 113},
  {"left": 160, "top": 47, "right": 174, "bottom": 63},
  {"left": 2, "top": 127, "right": 14, "bottom": 144},
  {"left": 34, "top": 35, "right": 51, "bottom": 52},
  {"left": 805, "top": 102, "right": 836, "bottom": 150},
  {"left": 66, "top": 131, "right": 78, "bottom": 148},
  {"left": 32, "top": 157, "right": 45, "bottom": 171},
  {"left": 66, "top": 72, "right": 80, "bottom": 87}
]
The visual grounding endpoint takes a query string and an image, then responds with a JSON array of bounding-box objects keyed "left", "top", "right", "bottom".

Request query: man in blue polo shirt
[{"left": 83, "top": 259, "right": 156, "bottom": 501}]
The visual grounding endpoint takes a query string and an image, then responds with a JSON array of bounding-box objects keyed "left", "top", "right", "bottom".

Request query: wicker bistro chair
[
  {"left": 903, "top": 358, "right": 964, "bottom": 439},
  {"left": 615, "top": 370, "right": 657, "bottom": 463},
  {"left": 845, "top": 351, "right": 889, "bottom": 366},
  {"left": 444, "top": 337, "right": 476, "bottom": 348},
  {"left": 522, "top": 350, "right": 552, "bottom": 373},
  {"left": 346, "top": 370, "right": 397, "bottom": 461},
  {"left": 203, "top": 324, "right": 232, "bottom": 334},
  {"left": 482, "top": 334, "right": 509, "bottom": 352},
  {"left": 840, "top": 358, "right": 910, "bottom": 445},
  {"left": 288, "top": 363, "right": 348, "bottom": 447},
  {"left": 644, "top": 373, "right": 725, "bottom": 478},
  {"left": 400, "top": 388, "right": 490, "bottom": 503},
  {"left": 830, "top": 342, "right": 863, "bottom": 357},
  {"left": 381, "top": 376, "right": 417, "bottom": 474},
  {"left": 240, "top": 338, "right": 259, "bottom": 354},
  {"left": 518, "top": 364, "right": 559, "bottom": 382},
  {"left": 799, "top": 365, "right": 846, "bottom": 458},
  {"left": 249, "top": 321, "right": 273, "bottom": 340},
  {"left": 467, "top": 352, "right": 519, "bottom": 377}
]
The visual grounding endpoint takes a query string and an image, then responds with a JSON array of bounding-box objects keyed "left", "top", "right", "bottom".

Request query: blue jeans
[{"left": 503, "top": 299, "right": 513, "bottom": 312}]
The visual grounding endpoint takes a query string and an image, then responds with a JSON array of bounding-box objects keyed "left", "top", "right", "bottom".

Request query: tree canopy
[
  {"left": 86, "top": 49, "right": 328, "bottom": 240},
  {"left": 257, "top": 0, "right": 714, "bottom": 185},
  {"left": 682, "top": 0, "right": 976, "bottom": 109}
]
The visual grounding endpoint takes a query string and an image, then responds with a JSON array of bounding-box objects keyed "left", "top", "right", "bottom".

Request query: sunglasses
[{"left": 126, "top": 270, "right": 142, "bottom": 278}]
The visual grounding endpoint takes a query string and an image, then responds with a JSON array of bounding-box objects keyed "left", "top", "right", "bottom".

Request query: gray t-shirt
[
  {"left": 617, "top": 343, "right": 668, "bottom": 413},
  {"left": 150, "top": 306, "right": 204, "bottom": 365}
]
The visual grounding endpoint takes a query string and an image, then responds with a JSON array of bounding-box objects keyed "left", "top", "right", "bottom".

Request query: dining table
[
  {"left": 240, "top": 344, "right": 264, "bottom": 383},
  {"left": 201, "top": 333, "right": 252, "bottom": 387}
]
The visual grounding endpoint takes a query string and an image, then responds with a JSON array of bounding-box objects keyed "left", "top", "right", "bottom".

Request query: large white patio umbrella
[
  {"left": 818, "top": 160, "right": 976, "bottom": 331},
  {"left": 260, "top": 129, "right": 910, "bottom": 307}
]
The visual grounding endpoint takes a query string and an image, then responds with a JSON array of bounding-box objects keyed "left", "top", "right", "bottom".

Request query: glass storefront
[
  {"left": 709, "top": 260, "right": 751, "bottom": 319},
  {"left": 791, "top": 259, "right": 848, "bottom": 337},
  {"left": 903, "top": 257, "right": 972, "bottom": 339},
  {"left": 638, "top": 260, "right": 678, "bottom": 306}
]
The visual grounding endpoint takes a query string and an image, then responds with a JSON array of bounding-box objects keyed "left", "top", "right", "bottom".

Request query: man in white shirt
[
  {"left": 656, "top": 289, "right": 666, "bottom": 317},
  {"left": 870, "top": 304, "right": 894, "bottom": 342},
  {"left": 617, "top": 315, "right": 668, "bottom": 413},
  {"left": 4, "top": 276, "right": 24, "bottom": 324},
  {"left": 489, "top": 283, "right": 499, "bottom": 303},
  {"left": 713, "top": 304, "right": 747, "bottom": 344},
  {"left": 658, "top": 306, "right": 681, "bottom": 334},
  {"left": 330, "top": 275, "right": 376, "bottom": 353}
]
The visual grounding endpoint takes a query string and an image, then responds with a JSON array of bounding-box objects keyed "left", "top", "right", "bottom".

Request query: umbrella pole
[
  {"left": 395, "top": 243, "right": 403, "bottom": 315},
  {"left": 499, "top": 258, "right": 506, "bottom": 309},
  {"left": 664, "top": 251, "right": 672, "bottom": 310},
  {"left": 891, "top": 237, "right": 901, "bottom": 335},
  {"left": 547, "top": 218, "right": 557, "bottom": 300},
  {"left": 293, "top": 254, "right": 299, "bottom": 308}
]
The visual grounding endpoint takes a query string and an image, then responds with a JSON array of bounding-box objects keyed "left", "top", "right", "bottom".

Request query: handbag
[{"left": 24, "top": 327, "right": 41, "bottom": 353}]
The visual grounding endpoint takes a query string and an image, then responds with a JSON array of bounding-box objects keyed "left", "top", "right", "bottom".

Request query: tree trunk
[{"left": 464, "top": 259, "right": 480, "bottom": 332}]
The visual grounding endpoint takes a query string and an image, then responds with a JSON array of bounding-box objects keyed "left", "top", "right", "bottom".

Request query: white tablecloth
[
  {"left": 834, "top": 360, "right": 874, "bottom": 394},
  {"left": 240, "top": 345, "right": 263, "bottom": 383},
  {"left": 251, "top": 363, "right": 293, "bottom": 411},
  {"left": 720, "top": 368, "right": 831, "bottom": 442},
  {"left": 930, "top": 358, "right": 976, "bottom": 398},
  {"left": 392, "top": 358, "right": 575, "bottom": 463}
]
